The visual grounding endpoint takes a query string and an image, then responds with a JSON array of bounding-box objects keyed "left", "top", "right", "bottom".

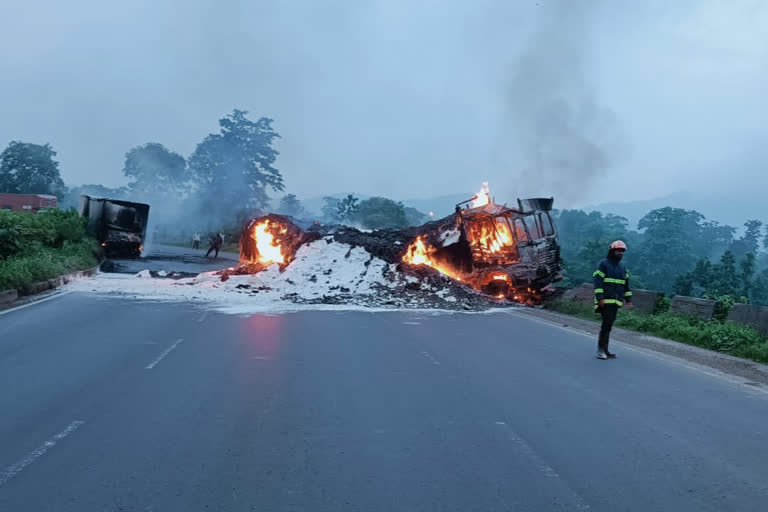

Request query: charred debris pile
[{"left": 223, "top": 184, "right": 564, "bottom": 308}]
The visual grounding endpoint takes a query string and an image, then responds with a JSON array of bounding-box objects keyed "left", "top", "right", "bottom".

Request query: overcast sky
[{"left": 1, "top": 0, "right": 766, "bottom": 208}]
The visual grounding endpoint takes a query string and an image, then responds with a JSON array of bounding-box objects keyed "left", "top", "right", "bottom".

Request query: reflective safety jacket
[{"left": 593, "top": 257, "right": 632, "bottom": 308}]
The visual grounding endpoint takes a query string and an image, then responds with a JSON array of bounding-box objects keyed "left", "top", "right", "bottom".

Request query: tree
[
  {"left": 698, "top": 221, "right": 736, "bottom": 260},
  {"left": 276, "top": 194, "right": 307, "bottom": 218},
  {"left": 123, "top": 143, "right": 188, "bottom": 198},
  {"left": 711, "top": 250, "right": 739, "bottom": 297},
  {"left": 356, "top": 197, "right": 408, "bottom": 229},
  {"left": 0, "top": 141, "right": 66, "bottom": 197},
  {"left": 636, "top": 208, "right": 705, "bottom": 292},
  {"left": 751, "top": 268, "right": 768, "bottom": 306},
  {"left": 764, "top": 224, "right": 768, "bottom": 251},
  {"left": 321, "top": 196, "right": 341, "bottom": 222},
  {"left": 744, "top": 220, "right": 763, "bottom": 253},
  {"left": 730, "top": 220, "right": 763, "bottom": 260},
  {"left": 739, "top": 252, "right": 757, "bottom": 299},
  {"left": 336, "top": 194, "right": 360, "bottom": 222},
  {"left": 673, "top": 273, "right": 694, "bottom": 297},
  {"left": 189, "top": 109, "right": 283, "bottom": 220},
  {"left": 675, "top": 258, "right": 714, "bottom": 297}
]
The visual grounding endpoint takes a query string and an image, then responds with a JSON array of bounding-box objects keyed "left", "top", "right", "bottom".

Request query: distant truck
[
  {"left": 78, "top": 195, "right": 150, "bottom": 258},
  {"left": 0, "top": 193, "right": 57, "bottom": 213}
]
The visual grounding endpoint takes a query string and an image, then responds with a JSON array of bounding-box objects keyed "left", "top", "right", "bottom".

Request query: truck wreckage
[
  {"left": 235, "top": 184, "right": 562, "bottom": 303},
  {"left": 79, "top": 195, "right": 150, "bottom": 258}
]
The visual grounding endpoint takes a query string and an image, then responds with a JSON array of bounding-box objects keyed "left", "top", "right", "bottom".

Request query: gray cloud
[{"left": 0, "top": 0, "right": 766, "bottom": 211}]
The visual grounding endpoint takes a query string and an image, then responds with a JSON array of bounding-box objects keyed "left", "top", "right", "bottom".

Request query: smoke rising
[{"left": 499, "top": 1, "right": 624, "bottom": 204}]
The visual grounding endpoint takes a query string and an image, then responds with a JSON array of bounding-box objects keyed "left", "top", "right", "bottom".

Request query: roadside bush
[
  {"left": 12, "top": 209, "right": 88, "bottom": 249},
  {"left": 0, "top": 226, "right": 21, "bottom": 259},
  {"left": 711, "top": 294, "right": 748, "bottom": 322},
  {"left": 545, "top": 298, "right": 597, "bottom": 321},
  {"left": 0, "top": 209, "right": 99, "bottom": 291},
  {"left": 653, "top": 295, "right": 670, "bottom": 314},
  {"left": 544, "top": 298, "right": 768, "bottom": 364}
]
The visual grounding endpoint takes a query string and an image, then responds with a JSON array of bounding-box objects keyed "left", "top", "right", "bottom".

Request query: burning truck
[
  {"left": 78, "top": 195, "right": 150, "bottom": 258},
  {"left": 236, "top": 184, "right": 562, "bottom": 303},
  {"left": 402, "top": 184, "right": 562, "bottom": 301}
]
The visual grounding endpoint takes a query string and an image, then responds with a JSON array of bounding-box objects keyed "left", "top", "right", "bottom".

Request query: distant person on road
[
  {"left": 593, "top": 240, "right": 633, "bottom": 359},
  {"left": 205, "top": 233, "right": 223, "bottom": 258},
  {"left": 192, "top": 232, "right": 201, "bottom": 249}
]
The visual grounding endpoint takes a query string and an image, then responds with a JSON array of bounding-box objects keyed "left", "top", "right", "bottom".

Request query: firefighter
[{"left": 593, "top": 240, "right": 633, "bottom": 359}]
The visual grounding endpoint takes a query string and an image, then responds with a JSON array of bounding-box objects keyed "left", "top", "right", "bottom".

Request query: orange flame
[
  {"left": 253, "top": 220, "right": 285, "bottom": 264},
  {"left": 471, "top": 182, "right": 491, "bottom": 208},
  {"left": 402, "top": 236, "right": 462, "bottom": 281},
  {"left": 465, "top": 219, "right": 512, "bottom": 256}
]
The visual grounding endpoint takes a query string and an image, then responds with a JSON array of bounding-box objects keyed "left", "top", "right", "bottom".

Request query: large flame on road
[
  {"left": 253, "top": 220, "right": 286, "bottom": 264},
  {"left": 402, "top": 236, "right": 462, "bottom": 281},
  {"left": 471, "top": 182, "right": 491, "bottom": 208}
]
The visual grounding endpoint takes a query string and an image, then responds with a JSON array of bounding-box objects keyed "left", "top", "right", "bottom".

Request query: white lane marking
[
  {"left": 0, "top": 290, "right": 73, "bottom": 316},
  {"left": 508, "top": 310, "right": 768, "bottom": 398},
  {"left": 420, "top": 351, "right": 441, "bottom": 365},
  {"left": 495, "top": 422, "right": 591, "bottom": 510},
  {"left": 197, "top": 310, "right": 209, "bottom": 323},
  {"left": 0, "top": 420, "right": 85, "bottom": 487},
  {"left": 402, "top": 321, "right": 421, "bottom": 325},
  {"left": 251, "top": 356, "right": 271, "bottom": 360},
  {"left": 145, "top": 338, "right": 184, "bottom": 370}
]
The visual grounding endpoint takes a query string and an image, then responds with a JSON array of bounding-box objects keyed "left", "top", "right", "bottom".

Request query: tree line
[
  {"left": 553, "top": 208, "right": 768, "bottom": 306},
  {"left": 0, "top": 109, "right": 427, "bottom": 231},
  {"left": 0, "top": 110, "right": 281, "bottom": 221}
]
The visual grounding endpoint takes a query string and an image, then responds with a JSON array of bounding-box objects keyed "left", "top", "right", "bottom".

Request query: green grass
[
  {"left": 545, "top": 299, "right": 768, "bottom": 364},
  {"left": 0, "top": 242, "right": 99, "bottom": 291},
  {"left": 0, "top": 209, "right": 100, "bottom": 292}
]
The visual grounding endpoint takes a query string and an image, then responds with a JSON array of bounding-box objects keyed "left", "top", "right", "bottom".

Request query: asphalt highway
[
  {"left": 100, "top": 243, "right": 240, "bottom": 275},
  {"left": 1, "top": 292, "right": 767, "bottom": 511}
]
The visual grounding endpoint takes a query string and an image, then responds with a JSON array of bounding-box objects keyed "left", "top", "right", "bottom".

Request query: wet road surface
[{"left": 1, "top": 292, "right": 767, "bottom": 511}]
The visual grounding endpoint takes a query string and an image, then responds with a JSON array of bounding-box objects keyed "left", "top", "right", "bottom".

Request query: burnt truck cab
[
  {"left": 420, "top": 197, "right": 562, "bottom": 300},
  {"left": 78, "top": 195, "right": 150, "bottom": 258}
]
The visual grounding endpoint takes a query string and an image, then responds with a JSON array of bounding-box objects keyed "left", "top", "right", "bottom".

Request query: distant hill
[{"left": 584, "top": 192, "right": 765, "bottom": 230}]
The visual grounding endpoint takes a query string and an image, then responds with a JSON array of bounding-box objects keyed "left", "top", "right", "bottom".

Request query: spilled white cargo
[{"left": 68, "top": 240, "right": 507, "bottom": 314}]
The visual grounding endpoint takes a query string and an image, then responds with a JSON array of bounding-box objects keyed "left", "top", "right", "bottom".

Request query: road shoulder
[
  {"left": 0, "top": 266, "right": 98, "bottom": 313},
  {"left": 518, "top": 307, "right": 768, "bottom": 387}
]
